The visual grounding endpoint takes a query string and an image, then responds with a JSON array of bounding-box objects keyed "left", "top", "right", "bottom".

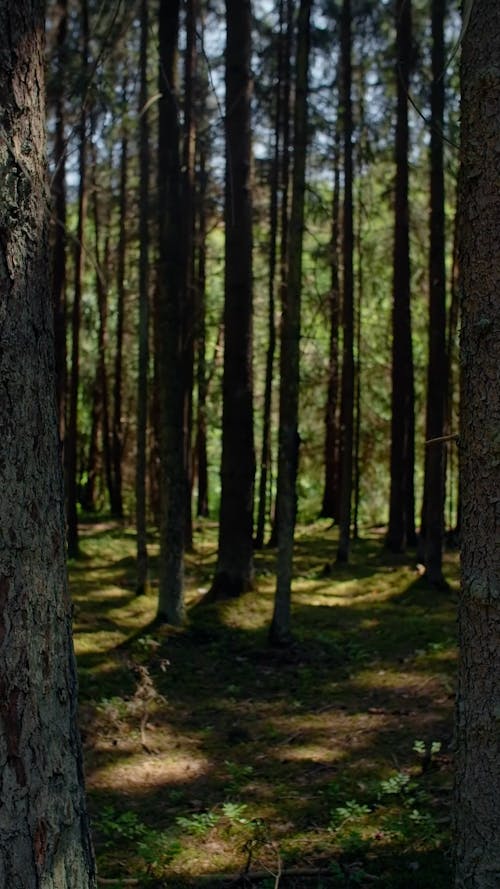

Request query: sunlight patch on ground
[
  {"left": 74, "top": 632, "right": 127, "bottom": 654},
  {"left": 87, "top": 750, "right": 211, "bottom": 794}
]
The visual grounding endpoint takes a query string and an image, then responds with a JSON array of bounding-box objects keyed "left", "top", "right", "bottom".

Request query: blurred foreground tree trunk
[
  {"left": 454, "top": 1, "right": 500, "bottom": 884},
  {"left": 0, "top": 2, "right": 96, "bottom": 884}
]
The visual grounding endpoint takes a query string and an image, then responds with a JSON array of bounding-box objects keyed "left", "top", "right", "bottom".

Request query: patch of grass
[{"left": 73, "top": 521, "right": 457, "bottom": 887}]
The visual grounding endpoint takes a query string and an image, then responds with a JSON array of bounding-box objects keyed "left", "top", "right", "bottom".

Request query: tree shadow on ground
[{"left": 73, "top": 524, "right": 456, "bottom": 888}]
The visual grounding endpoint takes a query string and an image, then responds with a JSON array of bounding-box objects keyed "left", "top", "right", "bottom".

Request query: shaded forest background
[{"left": 47, "top": 0, "right": 461, "bottom": 628}]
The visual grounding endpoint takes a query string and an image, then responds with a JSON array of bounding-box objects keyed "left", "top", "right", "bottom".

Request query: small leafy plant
[{"left": 175, "top": 810, "right": 219, "bottom": 836}]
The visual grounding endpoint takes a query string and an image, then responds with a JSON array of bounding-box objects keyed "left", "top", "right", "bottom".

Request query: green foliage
[
  {"left": 175, "top": 811, "right": 219, "bottom": 836},
  {"left": 330, "top": 800, "right": 372, "bottom": 828},
  {"left": 224, "top": 760, "right": 254, "bottom": 794},
  {"left": 220, "top": 801, "right": 249, "bottom": 823},
  {"left": 95, "top": 806, "right": 148, "bottom": 847}
]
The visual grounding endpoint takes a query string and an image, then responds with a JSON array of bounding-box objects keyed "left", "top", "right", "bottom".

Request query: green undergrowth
[{"left": 71, "top": 518, "right": 458, "bottom": 888}]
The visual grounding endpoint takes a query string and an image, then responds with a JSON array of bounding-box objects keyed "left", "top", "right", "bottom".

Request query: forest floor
[{"left": 72, "top": 519, "right": 458, "bottom": 889}]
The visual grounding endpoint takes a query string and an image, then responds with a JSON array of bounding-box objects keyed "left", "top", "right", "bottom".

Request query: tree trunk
[
  {"left": 195, "top": 144, "right": 210, "bottom": 518},
  {"left": 336, "top": 0, "right": 355, "bottom": 564},
  {"left": 136, "top": 0, "right": 150, "bottom": 595},
  {"left": 268, "top": 0, "right": 293, "bottom": 549},
  {"left": 321, "top": 125, "right": 341, "bottom": 522},
  {"left": 209, "top": 0, "right": 255, "bottom": 600},
  {"left": 67, "top": 0, "right": 89, "bottom": 557},
  {"left": 90, "top": 154, "right": 114, "bottom": 515},
  {"left": 386, "top": 0, "right": 415, "bottom": 553},
  {"left": 157, "top": 0, "right": 187, "bottom": 623},
  {"left": 454, "top": 2, "right": 500, "bottom": 885},
  {"left": 421, "top": 0, "right": 447, "bottom": 586},
  {"left": 112, "top": 81, "right": 128, "bottom": 520},
  {"left": 182, "top": 0, "right": 198, "bottom": 551},
  {"left": 0, "top": 3, "right": 96, "bottom": 883},
  {"left": 269, "top": 0, "right": 312, "bottom": 645},
  {"left": 255, "top": 0, "right": 285, "bottom": 550}
]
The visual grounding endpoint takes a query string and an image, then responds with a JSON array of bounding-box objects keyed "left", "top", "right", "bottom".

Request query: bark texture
[
  {"left": 0, "top": 4, "right": 95, "bottom": 885},
  {"left": 454, "top": 2, "right": 500, "bottom": 885}
]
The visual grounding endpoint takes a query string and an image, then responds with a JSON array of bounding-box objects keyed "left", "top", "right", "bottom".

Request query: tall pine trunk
[
  {"left": 182, "top": 0, "right": 197, "bottom": 551},
  {"left": 421, "top": 0, "right": 447, "bottom": 586},
  {"left": 321, "top": 125, "right": 341, "bottom": 522},
  {"left": 387, "top": 0, "right": 415, "bottom": 553},
  {"left": 269, "top": 0, "right": 312, "bottom": 644},
  {"left": 67, "top": 0, "right": 89, "bottom": 556},
  {"left": 209, "top": 0, "right": 255, "bottom": 600},
  {"left": 0, "top": 3, "right": 96, "bottom": 882},
  {"left": 157, "top": 0, "right": 187, "bottom": 623},
  {"left": 136, "top": 0, "right": 150, "bottom": 595},
  {"left": 336, "top": 0, "right": 355, "bottom": 564},
  {"left": 454, "top": 1, "right": 500, "bottom": 883},
  {"left": 255, "top": 0, "right": 286, "bottom": 550},
  {"left": 268, "top": 0, "right": 293, "bottom": 548},
  {"left": 112, "top": 82, "right": 128, "bottom": 520}
]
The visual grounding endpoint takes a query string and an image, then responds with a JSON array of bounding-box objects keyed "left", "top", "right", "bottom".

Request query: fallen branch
[{"left": 425, "top": 433, "right": 458, "bottom": 446}]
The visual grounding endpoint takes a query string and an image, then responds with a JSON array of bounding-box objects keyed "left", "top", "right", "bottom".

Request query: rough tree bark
[
  {"left": 454, "top": 1, "right": 500, "bottom": 885},
  {"left": 0, "top": 3, "right": 96, "bottom": 885}
]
